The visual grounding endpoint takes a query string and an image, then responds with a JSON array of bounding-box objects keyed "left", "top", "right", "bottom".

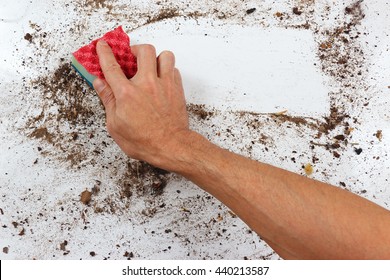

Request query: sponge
[{"left": 71, "top": 26, "right": 137, "bottom": 87}]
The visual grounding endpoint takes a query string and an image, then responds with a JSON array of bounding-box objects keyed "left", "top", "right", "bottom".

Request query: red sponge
[{"left": 72, "top": 26, "right": 137, "bottom": 80}]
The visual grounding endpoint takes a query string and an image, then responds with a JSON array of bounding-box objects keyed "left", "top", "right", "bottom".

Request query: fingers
[
  {"left": 157, "top": 51, "right": 175, "bottom": 79},
  {"left": 93, "top": 78, "right": 116, "bottom": 113},
  {"left": 96, "top": 40, "right": 128, "bottom": 92},
  {"left": 131, "top": 44, "right": 158, "bottom": 77},
  {"left": 174, "top": 68, "right": 183, "bottom": 86},
  {"left": 173, "top": 68, "right": 186, "bottom": 103},
  {"left": 130, "top": 45, "right": 176, "bottom": 80}
]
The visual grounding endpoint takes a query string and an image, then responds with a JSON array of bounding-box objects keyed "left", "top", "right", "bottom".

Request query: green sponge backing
[{"left": 71, "top": 55, "right": 97, "bottom": 88}]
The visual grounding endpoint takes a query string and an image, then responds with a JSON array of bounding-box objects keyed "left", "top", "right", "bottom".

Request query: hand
[{"left": 93, "top": 40, "right": 191, "bottom": 169}]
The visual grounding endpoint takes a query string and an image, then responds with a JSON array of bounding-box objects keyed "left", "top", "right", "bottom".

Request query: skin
[{"left": 93, "top": 40, "right": 390, "bottom": 259}]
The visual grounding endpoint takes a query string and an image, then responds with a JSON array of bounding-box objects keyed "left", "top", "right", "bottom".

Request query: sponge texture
[{"left": 72, "top": 26, "right": 137, "bottom": 84}]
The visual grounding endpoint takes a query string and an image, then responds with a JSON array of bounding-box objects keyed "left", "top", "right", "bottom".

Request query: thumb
[{"left": 93, "top": 78, "right": 116, "bottom": 111}]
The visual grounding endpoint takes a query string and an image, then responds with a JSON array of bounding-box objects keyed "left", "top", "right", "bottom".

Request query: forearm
[
  {"left": 160, "top": 131, "right": 390, "bottom": 259},
  {"left": 93, "top": 42, "right": 390, "bottom": 259}
]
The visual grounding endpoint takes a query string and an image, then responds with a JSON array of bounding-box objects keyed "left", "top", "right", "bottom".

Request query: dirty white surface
[{"left": 0, "top": 0, "right": 390, "bottom": 260}]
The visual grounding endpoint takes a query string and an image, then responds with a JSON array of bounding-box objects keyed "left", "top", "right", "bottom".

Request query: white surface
[
  {"left": 132, "top": 19, "right": 329, "bottom": 115},
  {"left": 0, "top": 0, "right": 390, "bottom": 260},
  {"left": 0, "top": 2, "right": 30, "bottom": 21}
]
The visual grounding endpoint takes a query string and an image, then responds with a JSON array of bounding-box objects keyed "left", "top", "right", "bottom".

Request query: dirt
[
  {"left": 179, "top": 0, "right": 368, "bottom": 160},
  {"left": 299, "top": 0, "right": 367, "bottom": 156},
  {"left": 345, "top": 1, "right": 364, "bottom": 15},
  {"left": 29, "top": 127, "right": 54, "bottom": 144},
  {"left": 24, "top": 33, "right": 33, "bottom": 43},
  {"left": 246, "top": 8, "right": 256, "bottom": 15},
  {"left": 274, "top": 12, "right": 284, "bottom": 20},
  {"left": 145, "top": 8, "right": 181, "bottom": 26},
  {"left": 84, "top": 0, "right": 114, "bottom": 13},
  {"left": 31, "top": 62, "right": 95, "bottom": 126},
  {"left": 80, "top": 190, "right": 92, "bottom": 204},
  {"left": 375, "top": 130, "right": 383, "bottom": 141},
  {"left": 123, "top": 251, "right": 134, "bottom": 259},
  {"left": 354, "top": 147, "right": 363, "bottom": 155},
  {"left": 118, "top": 161, "right": 170, "bottom": 198},
  {"left": 292, "top": 7, "right": 303, "bottom": 16},
  {"left": 60, "top": 240, "right": 69, "bottom": 254},
  {"left": 187, "top": 104, "right": 215, "bottom": 120},
  {"left": 24, "top": 60, "right": 101, "bottom": 167},
  {"left": 304, "top": 163, "right": 314, "bottom": 176},
  {"left": 19, "top": 228, "right": 25, "bottom": 236},
  {"left": 270, "top": 113, "right": 316, "bottom": 128}
]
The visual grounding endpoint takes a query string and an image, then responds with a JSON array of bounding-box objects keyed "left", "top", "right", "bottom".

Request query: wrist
[{"left": 150, "top": 130, "right": 208, "bottom": 173}]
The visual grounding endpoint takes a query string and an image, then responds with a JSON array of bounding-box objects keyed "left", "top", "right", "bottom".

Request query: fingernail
[
  {"left": 98, "top": 40, "right": 108, "bottom": 46},
  {"left": 93, "top": 78, "right": 106, "bottom": 92}
]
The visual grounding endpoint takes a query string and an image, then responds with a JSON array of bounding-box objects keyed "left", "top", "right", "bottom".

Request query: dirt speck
[
  {"left": 274, "top": 12, "right": 284, "bottom": 19},
  {"left": 354, "top": 147, "right": 363, "bottom": 155},
  {"left": 60, "top": 240, "right": 68, "bottom": 252},
  {"left": 3, "top": 247, "right": 9, "bottom": 254},
  {"left": 333, "top": 134, "right": 346, "bottom": 141},
  {"left": 80, "top": 190, "right": 92, "bottom": 204},
  {"left": 375, "top": 130, "right": 382, "bottom": 141},
  {"left": 124, "top": 251, "right": 134, "bottom": 259},
  {"left": 246, "top": 8, "right": 256, "bottom": 15},
  {"left": 304, "top": 163, "right": 314, "bottom": 176},
  {"left": 92, "top": 181, "right": 101, "bottom": 194},
  {"left": 292, "top": 7, "right": 303, "bottom": 15},
  {"left": 345, "top": 0, "right": 364, "bottom": 16},
  {"left": 24, "top": 33, "right": 33, "bottom": 43}
]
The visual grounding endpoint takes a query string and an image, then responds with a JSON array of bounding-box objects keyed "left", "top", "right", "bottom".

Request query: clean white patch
[
  {"left": 132, "top": 18, "right": 330, "bottom": 116},
  {"left": 0, "top": 1, "right": 30, "bottom": 21}
]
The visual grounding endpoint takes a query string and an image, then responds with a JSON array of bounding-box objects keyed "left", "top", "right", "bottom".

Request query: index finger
[{"left": 96, "top": 40, "right": 129, "bottom": 92}]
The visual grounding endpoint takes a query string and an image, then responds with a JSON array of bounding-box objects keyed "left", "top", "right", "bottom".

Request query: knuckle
[
  {"left": 138, "top": 72, "right": 157, "bottom": 86},
  {"left": 103, "top": 93, "right": 115, "bottom": 107},
  {"left": 117, "top": 84, "right": 131, "bottom": 98},
  {"left": 161, "top": 50, "right": 175, "bottom": 59},
  {"left": 99, "top": 86, "right": 114, "bottom": 106},
  {"left": 145, "top": 72, "right": 158, "bottom": 83},
  {"left": 104, "top": 62, "right": 122, "bottom": 73},
  {"left": 142, "top": 44, "right": 156, "bottom": 54}
]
